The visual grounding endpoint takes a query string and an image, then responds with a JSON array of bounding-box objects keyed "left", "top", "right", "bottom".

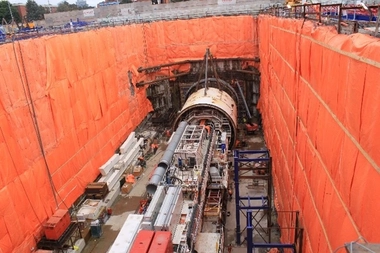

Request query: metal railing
[{"left": 261, "top": 2, "right": 380, "bottom": 36}]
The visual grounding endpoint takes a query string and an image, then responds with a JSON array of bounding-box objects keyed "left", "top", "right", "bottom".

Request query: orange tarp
[
  {"left": 258, "top": 15, "right": 380, "bottom": 252},
  {"left": 0, "top": 16, "right": 258, "bottom": 252}
]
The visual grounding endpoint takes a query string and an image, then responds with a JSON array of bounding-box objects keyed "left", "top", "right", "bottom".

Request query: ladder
[{"left": 204, "top": 189, "right": 222, "bottom": 217}]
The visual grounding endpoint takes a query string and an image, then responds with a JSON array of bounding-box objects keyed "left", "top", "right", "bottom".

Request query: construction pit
[{"left": 1, "top": 2, "right": 380, "bottom": 253}]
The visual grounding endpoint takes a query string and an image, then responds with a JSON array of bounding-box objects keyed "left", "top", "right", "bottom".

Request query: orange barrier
[
  {"left": 258, "top": 15, "right": 380, "bottom": 252},
  {"left": 0, "top": 16, "right": 258, "bottom": 252}
]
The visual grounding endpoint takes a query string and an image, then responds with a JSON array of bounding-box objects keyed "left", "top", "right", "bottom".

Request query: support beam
[
  {"left": 239, "top": 176, "right": 270, "bottom": 180},
  {"left": 234, "top": 150, "right": 241, "bottom": 245},
  {"left": 235, "top": 158, "right": 270, "bottom": 162},
  {"left": 136, "top": 72, "right": 189, "bottom": 87},
  {"left": 268, "top": 157, "right": 273, "bottom": 241},
  {"left": 246, "top": 210, "right": 295, "bottom": 252},
  {"left": 374, "top": 7, "right": 380, "bottom": 36},
  {"left": 235, "top": 80, "right": 252, "bottom": 119},
  {"left": 137, "top": 57, "right": 260, "bottom": 73},
  {"left": 237, "top": 150, "right": 269, "bottom": 154},
  {"left": 247, "top": 211, "right": 253, "bottom": 253},
  {"left": 239, "top": 206, "right": 269, "bottom": 210},
  {"left": 239, "top": 196, "right": 268, "bottom": 200},
  {"left": 238, "top": 167, "right": 269, "bottom": 171},
  {"left": 204, "top": 49, "right": 209, "bottom": 96},
  {"left": 234, "top": 149, "right": 271, "bottom": 245}
]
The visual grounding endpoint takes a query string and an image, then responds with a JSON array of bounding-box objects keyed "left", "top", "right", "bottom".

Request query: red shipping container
[
  {"left": 148, "top": 231, "right": 172, "bottom": 253},
  {"left": 44, "top": 209, "right": 71, "bottom": 240},
  {"left": 130, "top": 230, "right": 155, "bottom": 253}
]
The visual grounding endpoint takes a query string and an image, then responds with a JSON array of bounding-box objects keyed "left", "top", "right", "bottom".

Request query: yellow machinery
[{"left": 285, "top": 0, "right": 302, "bottom": 7}]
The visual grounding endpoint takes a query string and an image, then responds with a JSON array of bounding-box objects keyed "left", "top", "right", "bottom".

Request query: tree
[
  {"left": 0, "top": 1, "right": 21, "bottom": 24},
  {"left": 120, "top": 0, "right": 132, "bottom": 4},
  {"left": 78, "top": 4, "right": 90, "bottom": 9},
  {"left": 57, "top": 1, "right": 78, "bottom": 12},
  {"left": 26, "top": 0, "right": 45, "bottom": 21}
]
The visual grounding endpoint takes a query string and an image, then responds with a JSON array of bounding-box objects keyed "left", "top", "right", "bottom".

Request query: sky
[{"left": 9, "top": 0, "right": 100, "bottom": 7}]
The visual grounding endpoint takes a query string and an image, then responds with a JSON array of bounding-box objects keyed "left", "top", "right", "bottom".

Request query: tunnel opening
[{"left": 143, "top": 56, "right": 262, "bottom": 141}]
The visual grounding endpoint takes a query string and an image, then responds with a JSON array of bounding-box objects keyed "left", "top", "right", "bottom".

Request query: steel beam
[
  {"left": 238, "top": 167, "right": 269, "bottom": 170},
  {"left": 239, "top": 206, "right": 269, "bottom": 210},
  {"left": 239, "top": 176, "right": 270, "bottom": 179},
  {"left": 234, "top": 150, "right": 241, "bottom": 245},
  {"left": 234, "top": 149, "right": 271, "bottom": 245},
  {"left": 239, "top": 196, "right": 268, "bottom": 200},
  {"left": 137, "top": 57, "right": 260, "bottom": 73},
  {"left": 236, "top": 158, "right": 269, "bottom": 162},
  {"left": 268, "top": 157, "right": 273, "bottom": 242},
  {"left": 374, "top": 7, "right": 380, "bottom": 36},
  {"left": 247, "top": 211, "right": 253, "bottom": 253},
  {"left": 237, "top": 150, "right": 269, "bottom": 154},
  {"left": 246, "top": 210, "right": 295, "bottom": 252},
  {"left": 204, "top": 49, "right": 209, "bottom": 96},
  {"left": 136, "top": 72, "right": 189, "bottom": 87},
  {"left": 236, "top": 80, "right": 252, "bottom": 119}
]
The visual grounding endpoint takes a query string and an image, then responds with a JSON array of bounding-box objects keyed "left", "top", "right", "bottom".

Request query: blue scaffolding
[{"left": 233, "top": 149, "right": 303, "bottom": 253}]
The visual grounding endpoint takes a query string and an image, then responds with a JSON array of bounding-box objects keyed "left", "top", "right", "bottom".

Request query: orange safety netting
[
  {"left": 258, "top": 15, "right": 380, "bottom": 253},
  {"left": 0, "top": 16, "right": 258, "bottom": 252}
]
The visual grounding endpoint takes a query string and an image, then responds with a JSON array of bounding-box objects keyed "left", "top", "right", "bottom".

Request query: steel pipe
[
  {"left": 204, "top": 49, "right": 209, "bottom": 96},
  {"left": 236, "top": 80, "right": 252, "bottom": 119},
  {"left": 146, "top": 121, "right": 188, "bottom": 194}
]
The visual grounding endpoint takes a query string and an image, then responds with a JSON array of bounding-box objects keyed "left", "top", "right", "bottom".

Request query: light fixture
[{"left": 287, "top": 4, "right": 292, "bottom": 8}]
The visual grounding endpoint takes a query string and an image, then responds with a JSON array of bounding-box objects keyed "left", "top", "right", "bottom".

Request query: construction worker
[
  {"left": 221, "top": 143, "right": 226, "bottom": 154},
  {"left": 205, "top": 125, "right": 211, "bottom": 139},
  {"left": 138, "top": 156, "right": 146, "bottom": 168},
  {"left": 151, "top": 143, "right": 158, "bottom": 154},
  {"left": 227, "top": 244, "right": 232, "bottom": 253},
  {"left": 228, "top": 188, "right": 233, "bottom": 201},
  {"left": 165, "top": 129, "right": 171, "bottom": 141}
]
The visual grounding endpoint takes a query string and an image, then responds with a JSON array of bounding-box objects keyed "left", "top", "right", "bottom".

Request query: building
[
  {"left": 12, "top": 3, "right": 27, "bottom": 18},
  {"left": 41, "top": 4, "right": 58, "bottom": 13},
  {"left": 12, "top": 2, "right": 58, "bottom": 20}
]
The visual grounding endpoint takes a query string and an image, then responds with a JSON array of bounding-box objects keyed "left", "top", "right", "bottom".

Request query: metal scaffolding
[{"left": 233, "top": 149, "right": 303, "bottom": 253}]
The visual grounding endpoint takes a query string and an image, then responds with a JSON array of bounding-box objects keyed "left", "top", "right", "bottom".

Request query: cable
[
  {"left": 12, "top": 40, "right": 69, "bottom": 211},
  {"left": 333, "top": 245, "right": 347, "bottom": 253},
  {"left": 0, "top": 127, "right": 44, "bottom": 227},
  {"left": 12, "top": 40, "right": 58, "bottom": 208}
]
